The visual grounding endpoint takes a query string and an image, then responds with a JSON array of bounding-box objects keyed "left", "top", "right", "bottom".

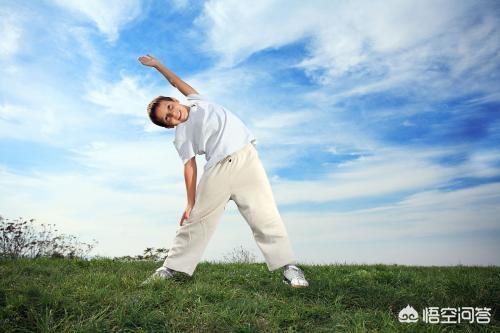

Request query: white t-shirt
[{"left": 173, "top": 93, "right": 257, "bottom": 171}]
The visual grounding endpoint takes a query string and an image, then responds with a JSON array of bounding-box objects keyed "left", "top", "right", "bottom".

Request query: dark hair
[{"left": 146, "top": 96, "right": 176, "bottom": 128}]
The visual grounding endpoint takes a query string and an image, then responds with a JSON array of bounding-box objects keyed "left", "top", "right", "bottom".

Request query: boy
[{"left": 138, "top": 54, "right": 308, "bottom": 288}]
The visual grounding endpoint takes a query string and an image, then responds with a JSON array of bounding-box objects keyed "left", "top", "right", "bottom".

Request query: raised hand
[
  {"left": 139, "top": 54, "right": 199, "bottom": 96},
  {"left": 138, "top": 54, "right": 160, "bottom": 67}
]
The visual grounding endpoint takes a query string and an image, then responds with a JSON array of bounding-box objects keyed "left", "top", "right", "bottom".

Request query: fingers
[
  {"left": 179, "top": 211, "right": 188, "bottom": 226},
  {"left": 179, "top": 206, "right": 193, "bottom": 226}
]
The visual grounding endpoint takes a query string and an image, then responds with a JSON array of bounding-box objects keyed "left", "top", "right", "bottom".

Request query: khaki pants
[{"left": 162, "top": 142, "right": 296, "bottom": 276}]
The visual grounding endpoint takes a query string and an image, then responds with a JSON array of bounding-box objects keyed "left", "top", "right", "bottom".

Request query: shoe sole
[
  {"left": 282, "top": 278, "right": 309, "bottom": 288},
  {"left": 140, "top": 274, "right": 175, "bottom": 286}
]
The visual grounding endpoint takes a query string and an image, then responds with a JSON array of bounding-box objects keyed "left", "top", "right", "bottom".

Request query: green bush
[{"left": 0, "top": 215, "right": 97, "bottom": 259}]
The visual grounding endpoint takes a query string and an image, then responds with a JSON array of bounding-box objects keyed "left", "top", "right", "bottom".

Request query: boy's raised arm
[{"left": 138, "top": 54, "right": 199, "bottom": 97}]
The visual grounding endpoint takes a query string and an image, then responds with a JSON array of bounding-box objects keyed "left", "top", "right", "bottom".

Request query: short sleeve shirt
[{"left": 173, "top": 93, "right": 257, "bottom": 171}]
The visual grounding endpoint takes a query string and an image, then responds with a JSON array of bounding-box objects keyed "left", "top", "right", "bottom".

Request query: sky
[{"left": 1, "top": 0, "right": 499, "bottom": 266}]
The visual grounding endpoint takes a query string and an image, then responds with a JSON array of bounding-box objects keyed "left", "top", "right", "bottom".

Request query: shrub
[
  {"left": 222, "top": 245, "right": 257, "bottom": 263},
  {"left": 0, "top": 215, "right": 98, "bottom": 259},
  {"left": 113, "top": 247, "right": 169, "bottom": 262}
]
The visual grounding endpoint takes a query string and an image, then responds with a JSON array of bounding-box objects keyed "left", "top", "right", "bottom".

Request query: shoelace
[{"left": 285, "top": 266, "right": 305, "bottom": 279}]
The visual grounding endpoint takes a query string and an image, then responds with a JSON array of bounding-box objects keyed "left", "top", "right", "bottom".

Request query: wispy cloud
[
  {"left": 282, "top": 181, "right": 500, "bottom": 265},
  {"left": 272, "top": 145, "right": 500, "bottom": 204},
  {"left": 52, "top": 0, "right": 143, "bottom": 43},
  {"left": 0, "top": 9, "right": 22, "bottom": 58},
  {"left": 198, "top": 0, "right": 500, "bottom": 104},
  {"left": 86, "top": 75, "right": 155, "bottom": 116}
]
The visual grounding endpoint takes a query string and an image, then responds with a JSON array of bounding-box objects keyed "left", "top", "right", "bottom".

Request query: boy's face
[{"left": 155, "top": 99, "right": 189, "bottom": 127}]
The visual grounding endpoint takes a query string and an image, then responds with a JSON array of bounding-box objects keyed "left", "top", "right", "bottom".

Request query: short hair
[{"left": 146, "top": 96, "right": 176, "bottom": 128}]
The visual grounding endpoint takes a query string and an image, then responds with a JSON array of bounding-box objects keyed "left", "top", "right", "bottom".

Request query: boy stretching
[{"left": 138, "top": 54, "right": 308, "bottom": 288}]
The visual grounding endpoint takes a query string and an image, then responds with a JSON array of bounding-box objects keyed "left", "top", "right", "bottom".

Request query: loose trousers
[{"left": 162, "top": 142, "right": 296, "bottom": 276}]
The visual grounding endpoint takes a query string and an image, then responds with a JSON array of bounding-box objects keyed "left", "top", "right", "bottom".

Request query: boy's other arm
[
  {"left": 138, "top": 54, "right": 199, "bottom": 96},
  {"left": 180, "top": 157, "right": 197, "bottom": 226}
]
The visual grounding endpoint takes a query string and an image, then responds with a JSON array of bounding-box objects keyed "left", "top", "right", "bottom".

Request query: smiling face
[{"left": 154, "top": 99, "right": 190, "bottom": 128}]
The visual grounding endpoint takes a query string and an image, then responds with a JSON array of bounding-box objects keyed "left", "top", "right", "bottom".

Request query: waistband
[{"left": 218, "top": 142, "right": 255, "bottom": 164}]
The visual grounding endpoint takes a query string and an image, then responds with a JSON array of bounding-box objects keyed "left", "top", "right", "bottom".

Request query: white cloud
[
  {"left": 197, "top": 0, "right": 470, "bottom": 69},
  {"left": 0, "top": 101, "right": 89, "bottom": 145},
  {"left": 68, "top": 138, "right": 208, "bottom": 192},
  {"left": 52, "top": 0, "right": 143, "bottom": 43},
  {"left": 295, "top": 0, "right": 467, "bottom": 75},
  {"left": 281, "top": 181, "right": 500, "bottom": 265},
  {"left": 196, "top": 0, "right": 316, "bottom": 67},
  {"left": 252, "top": 110, "right": 313, "bottom": 129},
  {"left": 0, "top": 11, "right": 112, "bottom": 147},
  {"left": 0, "top": 103, "right": 58, "bottom": 138},
  {"left": 271, "top": 145, "right": 500, "bottom": 204},
  {"left": 196, "top": 0, "right": 500, "bottom": 103},
  {"left": 86, "top": 75, "right": 153, "bottom": 116},
  {"left": 0, "top": 11, "right": 22, "bottom": 58},
  {"left": 465, "top": 150, "right": 500, "bottom": 178},
  {"left": 0, "top": 48, "right": 111, "bottom": 146}
]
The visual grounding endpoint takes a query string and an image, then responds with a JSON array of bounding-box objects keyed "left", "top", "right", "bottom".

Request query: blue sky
[{"left": 1, "top": 0, "right": 499, "bottom": 266}]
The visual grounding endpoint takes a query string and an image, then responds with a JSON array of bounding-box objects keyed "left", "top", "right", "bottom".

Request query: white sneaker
[
  {"left": 141, "top": 266, "right": 176, "bottom": 286},
  {"left": 283, "top": 264, "right": 309, "bottom": 288}
]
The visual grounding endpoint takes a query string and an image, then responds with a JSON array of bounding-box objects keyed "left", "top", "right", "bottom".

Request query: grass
[{"left": 0, "top": 257, "right": 498, "bottom": 332}]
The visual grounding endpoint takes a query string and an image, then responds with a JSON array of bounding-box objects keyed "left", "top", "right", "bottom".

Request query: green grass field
[{"left": 1, "top": 258, "right": 498, "bottom": 332}]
